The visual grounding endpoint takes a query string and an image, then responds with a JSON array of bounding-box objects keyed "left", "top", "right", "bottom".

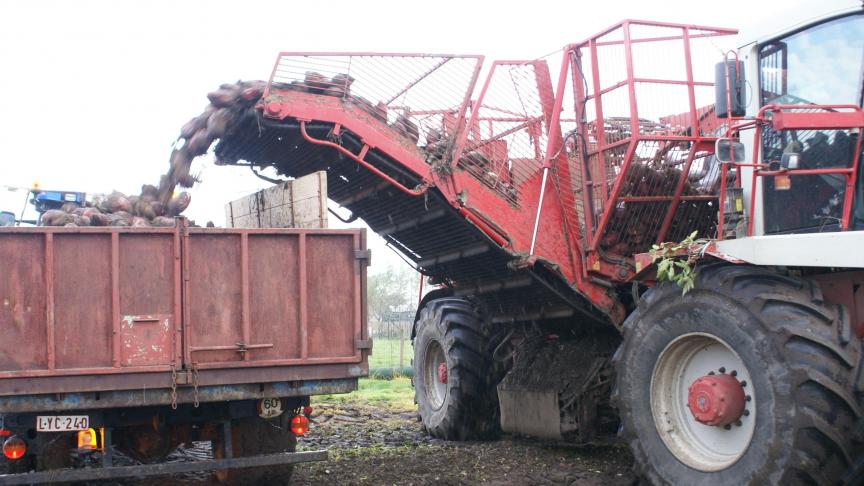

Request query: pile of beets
[{"left": 41, "top": 185, "right": 191, "bottom": 227}]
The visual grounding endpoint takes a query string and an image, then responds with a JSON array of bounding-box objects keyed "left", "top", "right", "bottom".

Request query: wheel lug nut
[
  {"left": 719, "top": 367, "right": 726, "bottom": 373},
  {"left": 708, "top": 371, "right": 715, "bottom": 375},
  {"left": 730, "top": 370, "right": 737, "bottom": 377},
  {"left": 735, "top": 420, "right": 742, "bottom": 427},
  {"left": 723, "top": 424, "right": 732, "bottom": 430},
  {"left": 740, "top": 380, "right": 747, "bottom": 387},
  {"left": 743, "top": 410, "right": 750, "bottom": 416},
  {"left": 745, "top": 395, "right": 752, "bottom": 402}
]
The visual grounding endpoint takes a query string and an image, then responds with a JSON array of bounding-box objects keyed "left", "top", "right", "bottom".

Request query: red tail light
[
  {"left": 0, "top": 429, "right": 11, "bottom": 437},
  {"left": 290, "top": 415, "right": 309, "bottom": 436},
  {"left": 303, "top": 406, "right": 313, "bottom": 416},
  {"left": 2, "top": 436, "right": 26, "bottom": 460}
]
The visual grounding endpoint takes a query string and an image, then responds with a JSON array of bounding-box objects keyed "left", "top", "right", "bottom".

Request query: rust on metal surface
[
  {"left": 0, "top": 377, "right": 357, "bottom": 413},
  {"left": 0, "top": 450, "right": 328, "bottom": 485},
  {"left": 44, "top": 233, "right": 55, "bottom": 370},
  {"left": 111, "top": 232, "right": 121, "bottom": 367},
  {"left": 119, "top": 315, "right": 173, "bottom": 367},
  {"left": 299, "top": 233, "right": 309, "bottom": 359},
  {"left": 0, "top": 224, "right": 368, "bottom": 396}
]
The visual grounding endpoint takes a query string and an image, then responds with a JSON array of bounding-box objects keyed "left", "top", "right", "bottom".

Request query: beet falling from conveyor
[{"left": 40, "top": 72, "right": 424, "bottom": 227}]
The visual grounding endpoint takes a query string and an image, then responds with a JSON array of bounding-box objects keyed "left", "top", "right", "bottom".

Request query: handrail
[{"left": 298, "top": 122, "right": 429, "bottom": 197}]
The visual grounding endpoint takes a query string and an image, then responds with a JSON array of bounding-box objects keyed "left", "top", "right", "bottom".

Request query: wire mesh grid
[
  {"left": 268, "top": 53, "right": 482, "bottom": 158},
  {"left": 600, "top": 142, "right": 720, "bottom": 254},
  {"left": 564, "top": 21, "right": 735, "bottom": 255},
  {"left": 554, "top": 52, "right": 588, "bottom": 244},
  {"left": 458, "top": 61, "right": 552, "bottom": 206}
]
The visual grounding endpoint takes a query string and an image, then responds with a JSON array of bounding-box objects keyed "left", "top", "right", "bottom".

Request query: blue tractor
[{"left": 0, "top": 188, "right": 86, "bottom": 226}]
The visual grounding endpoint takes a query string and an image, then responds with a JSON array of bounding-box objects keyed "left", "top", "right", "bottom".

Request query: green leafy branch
[{"left": 650, "top": 231, "right": 709, "bottom": 295}]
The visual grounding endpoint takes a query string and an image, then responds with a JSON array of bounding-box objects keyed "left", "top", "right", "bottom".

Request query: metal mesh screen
[
  {"left": 563, "top": 21, "right": 736, "bottom": 255},
  {"left": 457, "top": 61, "right": 552, "bottom": 207},
  {"left": 268, "top": 53, "right": 482, "bottom": 157}
]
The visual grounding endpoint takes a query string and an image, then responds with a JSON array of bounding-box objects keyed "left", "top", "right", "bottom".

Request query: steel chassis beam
[{"left": 0, "top": 451, "right": 328, "bottom": 485}]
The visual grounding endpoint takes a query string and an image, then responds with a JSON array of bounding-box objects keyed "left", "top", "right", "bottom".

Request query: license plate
[
  {"left": 257, "top": 398, "right": 284, "bottom": 419},
  {"left": 36, "top": 415, "right": 89, "bottom": 432}
]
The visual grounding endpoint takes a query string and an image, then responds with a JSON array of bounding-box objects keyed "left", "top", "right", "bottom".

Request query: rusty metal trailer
[{"left": 0, "top": 220, "right": 370, "bottom": 482}]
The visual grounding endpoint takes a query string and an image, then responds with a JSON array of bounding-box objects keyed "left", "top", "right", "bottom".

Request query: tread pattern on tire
[
  {"left": 414, "top": 297, "right": 500, "bottom": 440},
  {"left": 614, "top": 263, "right": 862, "bottom": 485}
]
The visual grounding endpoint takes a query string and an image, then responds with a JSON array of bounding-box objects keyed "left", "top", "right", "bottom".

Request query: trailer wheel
[
  {"left": 214, "top": 415, "right": 297, "bottom": 485},
  {"left": 614, "top": 263, "right": 862, "bottom": 485},
  {"left": 413, "top": 297, "right": 499, "bottom": 440},
  {"left": 114, "top": 425, "right": 176, "bottom": 463}
]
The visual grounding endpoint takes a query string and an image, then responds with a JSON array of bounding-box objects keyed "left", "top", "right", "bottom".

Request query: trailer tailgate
[
  {"left": 0, "top": 224, "right": 368, "bottom": 398},
  {"left": 183, "top": 227, "right": 368, "bottom": 368}
]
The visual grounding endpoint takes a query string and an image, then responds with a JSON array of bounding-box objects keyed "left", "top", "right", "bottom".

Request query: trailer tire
[
  {"left": 614, "top": 263, "right": 862, "bottom": 485},
  {"left": 413, "top": 297, "right": 499, "bottom": 440},
  {"left": 214, "top": 415, "right": 297, "bottom": 485},
  {"left": 114, "top": 425, "right": 177, "bottom": 464}
]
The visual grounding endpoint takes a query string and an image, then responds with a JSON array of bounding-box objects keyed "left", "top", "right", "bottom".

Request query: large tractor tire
[
  {"left": 614, "top": 263, "right": 862, "bottom": 485},
  {"left": 413, "top": 297, "right": 500, "bottom": 440}
]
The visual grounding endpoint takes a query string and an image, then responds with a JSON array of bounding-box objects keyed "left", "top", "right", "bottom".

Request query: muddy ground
[
  {"left": 102, "top": 399, "right": 634, "bottom": 485},
  {"left": 291, "top": 401, "right": 634, "bottom": 485}
]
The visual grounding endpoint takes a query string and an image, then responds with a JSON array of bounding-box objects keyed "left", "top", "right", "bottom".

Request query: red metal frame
[
  {"left": 242, "top": 21, "right": 860, "bottom": 335},
  {"left": 260, "top": 55, "right": 588, "bottom": 283},
  {"left": 256, "top": 35, "right": 744, "bottom": 323},
  {"left": 546, "top": 20, "right": 737, "bottom": 284},
  {"left": 719, "top": 104, "right": 864, "bottom": 234},
  {"left": 298, "top": 121, "right": 429, "bottom": 196}
]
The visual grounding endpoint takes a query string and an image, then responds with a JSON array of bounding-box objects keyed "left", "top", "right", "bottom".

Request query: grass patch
[
  {"left": 314, "top": 377, "right": 415, "bottom": 412},
  {"left": 368, "top": 338, "right": 413, "bottom": 369},
  {"left": 326, "top": 443, "right": 441, "bottom": 461}
]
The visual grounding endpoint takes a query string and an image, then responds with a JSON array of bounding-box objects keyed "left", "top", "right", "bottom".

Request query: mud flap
[
  {"left": 496, "top": 337, "right": 617, "bottom": 442},
  {"left": 498, "top": 387, "right": 561, "bottom": 439}
]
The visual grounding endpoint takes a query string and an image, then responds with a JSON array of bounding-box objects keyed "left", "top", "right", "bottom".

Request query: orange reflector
[
  {"left": 77, "top": 428, "right": 98, "bottom": 450},
  {"left": 290, "top": 415, "right": 309, "bottom": 436},
  {"left": 2, "top": 436, "right": 26, "bottom": 460},
  {"left": 303, "top": 405, "right": 313, "bottom": 416}
]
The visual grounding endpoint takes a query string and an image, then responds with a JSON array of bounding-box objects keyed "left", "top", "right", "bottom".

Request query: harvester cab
[{"left": 714, "top": 9, "right": 863, "bottom": 236}]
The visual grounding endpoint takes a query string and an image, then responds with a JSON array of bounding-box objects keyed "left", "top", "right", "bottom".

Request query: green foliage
[
  {"left": 314, "top": 377, "right": 415, "bottom": 411},
  {"left": 367, "top": 265, "right": 418, "bottom": 322},
  {"left": 650, "top": 231, "right": 708, "bottom": 295},
  {"left": 368, "top": 338, "right": 412, "bottom": 369}
]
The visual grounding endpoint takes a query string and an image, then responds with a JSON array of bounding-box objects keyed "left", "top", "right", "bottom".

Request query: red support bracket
[{"left": 298, "top": 121, "right": 429, "bottom": 197}]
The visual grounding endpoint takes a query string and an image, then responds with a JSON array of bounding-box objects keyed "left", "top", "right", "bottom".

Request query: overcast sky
[{"left": 0, "top": 0, "right": 854, "bottom": 272}]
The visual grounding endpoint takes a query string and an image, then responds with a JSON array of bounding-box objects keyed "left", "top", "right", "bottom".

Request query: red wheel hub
[
  {"left": 437, "top": 362, "right": 448, "bottom": 384},
  {"left": 686, "top": 373, "right": 746, "bottom": 427}
]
